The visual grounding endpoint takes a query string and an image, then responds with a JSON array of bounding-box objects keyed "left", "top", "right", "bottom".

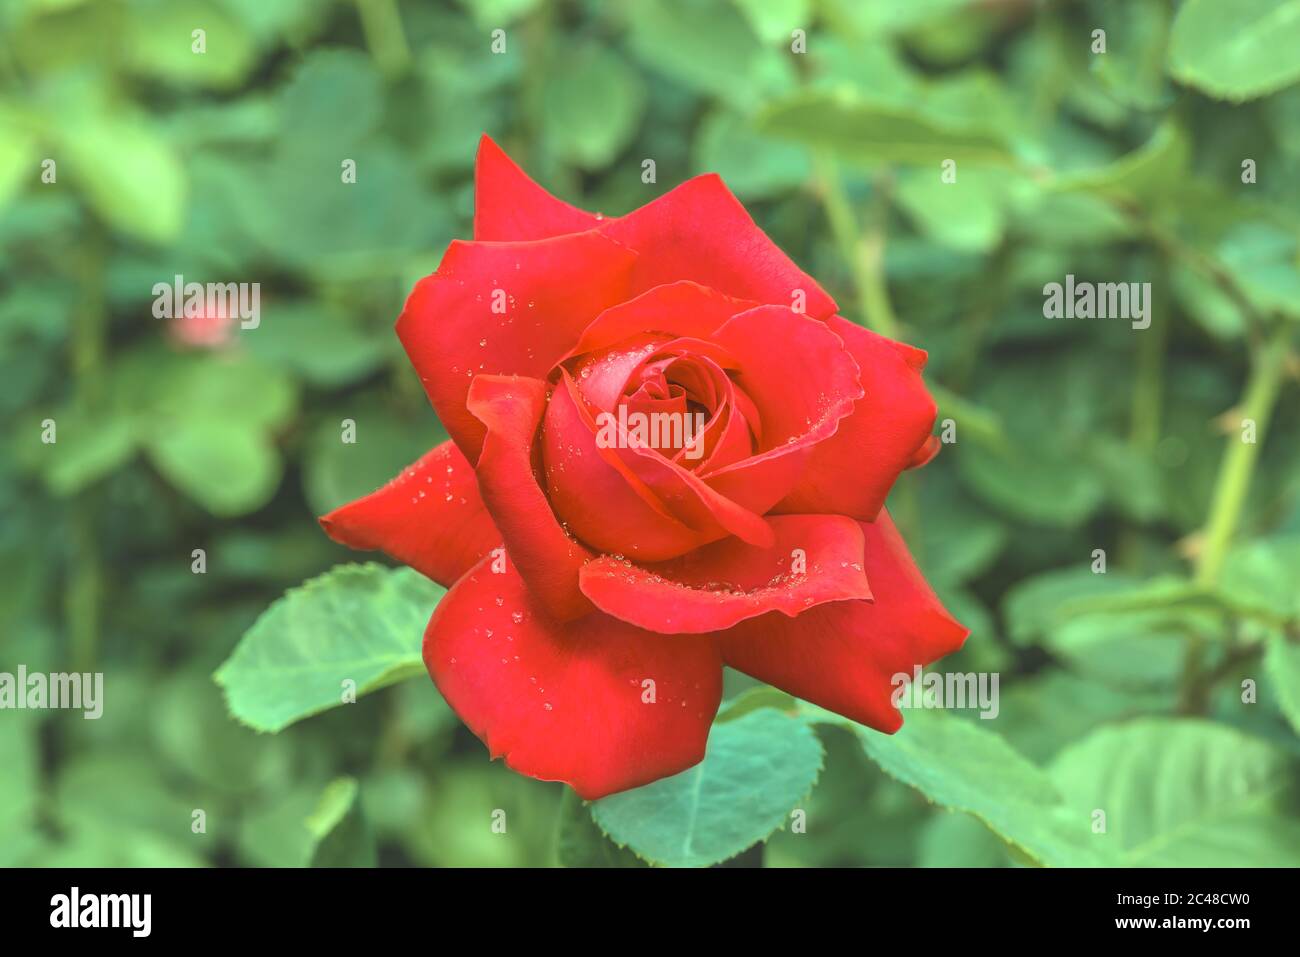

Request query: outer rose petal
[
  {"left": 774, "top": 316, "right": 938, "bottom": 521},
  {"left": 396, "top": 232, "right": 636, "bottom": 462},
  {"left": 717, "top": 511, "right": 967, "bottom": 733},
  {"left": 599, "top": 175, "right": 838, "bottom": 316},
  {"left": 473, "top": 134, "right": 601, "bottom": 241},
  {"left": 580, "top": 515, "right": 871, "bottom": 634},
  {"left": 426, "top": 557, "right": 724, "bottom": 800},
  {"left": 472, "top": 136, "right": 836, "bottom": 315},
  {"left": 906, "top": 434, "right": 941, "bottom": 470},
  {"left": 319, "top": 441, "right": 498, "bottom": 587},
  {"left": 466, "top": 375, "right": 594, "bottom": 620},
  {"left": 703, "top": 305, "right": 863, "bottom": 514}
]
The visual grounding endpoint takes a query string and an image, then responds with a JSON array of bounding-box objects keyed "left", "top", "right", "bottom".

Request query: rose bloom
[{"left": 321, "top": 136, "right": 966, "bottom": 799}]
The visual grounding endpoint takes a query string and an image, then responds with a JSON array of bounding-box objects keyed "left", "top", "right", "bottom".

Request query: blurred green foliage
[{"left": 1, "top": 0, "right": 1299, "bottom": 867}]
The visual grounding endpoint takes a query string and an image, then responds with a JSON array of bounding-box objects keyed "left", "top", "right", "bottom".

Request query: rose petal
[
  {"left": 610, "top": 418, "right": 776, "bottom": 551},
  {"left": 702, "top": 305, "right": 863, "bottom": 514},
  {"left": 466, "top": 375, "right": 594, "bottom": 620},
  {"left": 475, "top": 139, "right": 835, "bottom": 317},
  {"left": 774, "top": 317, "right": 938, "bottom": 521},
  {"left": 426, "top": 557, "right": 723, "bottom": 800},
  {"left": 397, "top": 232, "right": 636, "bottom": 462},
  {"left": 473, "top": 134, "right": 601, "bottom": 241},
  {"left": 717, "top": 511, "right": 967, "bottom": 732},
  {"left": 567, "top": 280, "right": 757, "bottom": 360},
  {"left": 319, "top": 441, "right": 498, "bottom": 587},
  {"left": 580, "top": 515, "right": 871, "bottom": 634},
  {"left": 549, "top": 369, "right": 772, "bottom": 554},
  {"left": 543, "top": 371, "right": 709, "bottom": 561},
  {"left": 599, "top": 175, "right": 838, "bottom": 316},
  {"left": 906, "top": 434, "right": 941, "bottom": 470}
]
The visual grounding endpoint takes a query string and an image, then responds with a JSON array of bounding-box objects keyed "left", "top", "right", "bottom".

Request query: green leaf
[
  {"left": 895, "top": 167, "right": 1009, "bottom": 253},
  {"left": 1168, "top": 0, "right": 1300, "bottom": 102},
  {"left": 133, "top": 352, "right": 298, "bottom": 515},
  {"left": 307, "top": 777, "right": 377, "bottom": 867},
  {"left": 126, "top": 0, "right": 257, "bottom": 91},
  {"left": 1172, "top": 258, "right": 1247, "bottom": 339},
  {"left": 215, "top": 564, "right": 445, "bottom": 733},
  {"left": 758, "top": 89, "right": 1015, "bottom": 166},
  {"left": 244, "top": 301, "right": 392, "bottom": 388},
  {"left": 145, "top": 418, "right": 281, "bottom": 517},
  {"left": 1048, "top": 610, "right": 1192, "bottom": 689},
  {"left": 554, "top": 790, "right": 645, "bottom": 868},
  {"left": 237, "top": 786, "right": 323, "bottom": 867},
  {"left": 277, "top": 49, "right": 384, "bottom": 148},
  {"left": 151, "top": 353, "right": 298, "bottom": 432},
  {"left": 1215, "top": 223, "right": 1300, "bottom": 320},
  {"left": 1049, "top": 719, "right": 1300, "bottom": 865},
  {"left": 917, "top": 811, "right": 1009, "bottom": 867},
  {"left": 1085, "top": 432, "right": 1167, "bottom": 522},
  {"left": 813, "top": 707, "right": 1115, "bottom": 866},
  {"left": 1089, "top": 0, "right": 1173, "bottom": 110},
  {"left": 958, "top": 439, "right": 1105, "bottom": 527},
  {"left": 591, "top": 708, "right": 824, "bottom": 867},
  {"left": 626, "top": 0, "right": 772, "bottom": 109},
  {"left": 0, "top": 712, "right": 38, "bottom": 866},
  {"left": 245, "top": 145, "right": 447, "bottom": 276},
  {"left": 0, "top": 105, "right": 37, "bottom": 213},
  {"left": 58, "top": 113, "right": 186, "bottom": 243},
  {"left": 955, "top": 357, "right": 1113, "bottom": 527},
  {"left": 152, "top": 672, "right": 291, "bottom": 795},
  {"left": 730, "top": 0, "right": 810, "bottom": 44},
  {"left": 995, "top": 672, "right": 1176, "bottom": 764},
  {"left": 913, "top": 473, "right": 1007, "bottom": 586},
  {"left": 542, "top": 44, "right": 646, "bottom": 170},
  {"left": 42, "top": 412, "right": 138, "bottom": 496},
  {"left": 1265, "top": 637, "right": 1300, "bottom": 736},
  {"left": 825, "top": 0, "right": 973, "bottom": 36},
  {"left": 715, "top": 685, "right": 799, "bottom": 722},
  {"left": 1047, "top": 122, "right": 1189, "bottom": 209},
  {"left": 454, "top": 0, "right": 540, "bottom": 29},
  {"left": 1002, "top": 569, "right": 1203, "bottom": 687},
  {"left": 50, "top": 752, "right": 207, "bottom": 867},
  {"left": 1221, "top": 534, "right": 1300, "bottom": 623},
  {"left": 694, "top": 110, "right": 811, "bottom": 200},
  {"left": 1056, "top": 575, "right": 1217, "bottom": 619}
]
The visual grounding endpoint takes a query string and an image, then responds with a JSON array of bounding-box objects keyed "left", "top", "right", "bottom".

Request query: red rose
[{"left": 320, "top": 136, "right": 966, "bottom": 799}]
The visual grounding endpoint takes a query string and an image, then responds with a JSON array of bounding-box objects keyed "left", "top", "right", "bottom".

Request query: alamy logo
[
  {"left": 50, "top": 887, "right": 151, "bottom": 937},
  {"left": 594, "top": 407, "right": 707, "bottom": 460},
  {"left": 891, "top": 666, "right": 1000, "bottom": 719},
  {"left": 1042, "top": 274, "right": 1151, "bottom": 329},
  {"left": 152, "top": 274, "right": 260, "bottom": 329},
  {"left": 0, "top": 667, "right": 103, "bottom": 719}
]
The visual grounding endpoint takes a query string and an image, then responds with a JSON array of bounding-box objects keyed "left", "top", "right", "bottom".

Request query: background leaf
[
  {"left": 307, "top": 777, "right": 378, "bottom": 867},
  {"left": 1049, "top": 719, "right": 1300, "bottom": 865},
  {"left": 811, "top": 706, "right": 1117, "bottom": 867},
  {"left": 1168, "top": 0, "right": 1300, "bottom": 102},
  {"left": 591, "top": 707, "right": 824, "bottom": 867},
  {"left": 215, "top": 564, "right": 445, "bottom": 732}
]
